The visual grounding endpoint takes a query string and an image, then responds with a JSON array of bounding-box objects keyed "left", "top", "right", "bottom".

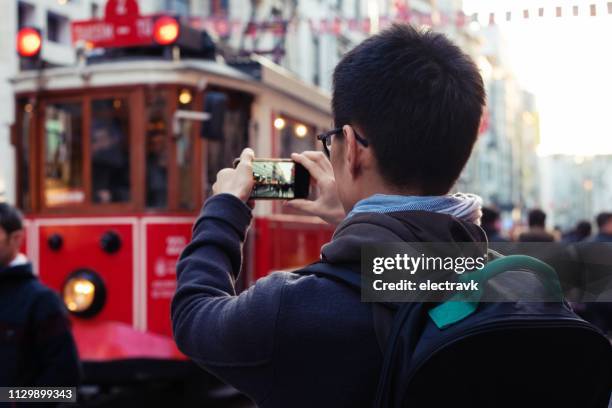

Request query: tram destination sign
[{"left": 72, "top": 0, "right": 162, "bottom": 49}]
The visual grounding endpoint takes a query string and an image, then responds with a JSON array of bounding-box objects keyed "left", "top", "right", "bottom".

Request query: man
[
  {"left": 0, "top": 203, "right": 80, "bottom": 388},
  {"left": 518, "top": 208, "right": 556, "bottom": 242},
  {"left": 172, "top": 25, "right": 485, "bottom": 406},
  {"left": 562, "top": 220, "right": 592, "bottom": 243},
  {"left": 575, "top": 212, "right": 612, "bottom": 334},
  {"left": 591, "top": 212, "right": 612, "bottom": 242},
  {"left": 481, "top": 206, "right": 509, "bottom": 242}
]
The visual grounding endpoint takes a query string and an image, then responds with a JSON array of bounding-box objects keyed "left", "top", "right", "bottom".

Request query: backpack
[{"left": 296, "top": 251, "right": 612, "bottom": 407}]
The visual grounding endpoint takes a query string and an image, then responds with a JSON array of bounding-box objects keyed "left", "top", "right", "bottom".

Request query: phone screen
[
  {"left": 232, "top": 158, "right": 310, "bottom": 199},
  {"left": 251, "top": 160, "right": 298, "bottom": 199}
]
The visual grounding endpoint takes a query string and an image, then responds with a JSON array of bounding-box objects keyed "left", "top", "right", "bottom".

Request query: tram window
[
  {"left": 205, "top": 93, "right": 250, "bottom": 197},
  {"left": 280, "top": 118, "right": 316, "bottom": 157},
  {"left": 17, "top": 100, "right": 32, "bottom": 210},
  {"left": 177, "top": 117, "right": 195, "bottom": 210},
  {"left": 145, "top": 89, "right": 169, "bottom": 209},
  {"left": 90, "top": 98, "right": 131, "bottom": 204},
  {"left": 44, "top": 103, "right": 84, "bottom": 207}
]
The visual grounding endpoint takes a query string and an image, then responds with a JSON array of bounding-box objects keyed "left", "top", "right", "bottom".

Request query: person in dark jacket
[
  {"left": 0, "top": 203, "right": 80, "bottom": 388},
  {"left": 481, "top": 206, "right": 509, "bottom": 242},
  {"left": 518, "top": 208, "right": 556, "bottom": 242},
  {"left": 562, "top": 220, "right": 592, "bottom": 243},
  {"left": 574, "top": 212, "right": 612, "bottom": 334},
  {"left": 172, "top": 24, "right": 486, "bottom": 407},
  {"left": 590, "top": 212, "right": 612, "bottom": 242}
]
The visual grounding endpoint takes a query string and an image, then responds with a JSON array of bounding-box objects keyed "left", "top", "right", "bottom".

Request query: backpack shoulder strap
[{"left": 429, "top": 253, "right": 562, "bottom": 329}]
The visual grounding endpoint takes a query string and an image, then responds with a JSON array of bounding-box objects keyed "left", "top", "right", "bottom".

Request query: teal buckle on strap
[
  {"left": 429, "top": 300, "right": 479, "bottom": 330},
  {"left": 428, "top": 255, "right": 562, "bottom": 330}
]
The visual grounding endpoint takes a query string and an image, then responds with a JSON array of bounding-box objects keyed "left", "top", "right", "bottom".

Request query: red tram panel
[
  {"left": 37, "top": 220, "right": 135, "bottom": 325},
  {"left": 143, "top": 218, "right": 193, "bottom": 337},
  {"left": 254, "top": 217, "right": 335, "bottom": 279}
]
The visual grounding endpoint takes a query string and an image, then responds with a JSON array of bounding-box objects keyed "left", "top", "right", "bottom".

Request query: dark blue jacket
[
  {"left": 171, "top": 194, "right": 485, "bottom": 407},
  {"left": 0, "top": 262, "right": 80, "bottom": 388},
  {"left": 590, "top": 232, "right": 612, "bottom": 243}
]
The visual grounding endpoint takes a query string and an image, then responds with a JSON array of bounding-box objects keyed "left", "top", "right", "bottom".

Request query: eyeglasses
[{"left": 316, "top": 127, "right": 369, "bottom": 158}]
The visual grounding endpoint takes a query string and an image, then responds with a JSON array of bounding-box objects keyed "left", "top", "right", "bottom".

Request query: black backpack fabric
[{"left": 296, "top": 252, "right": 612, "bottom": 407}]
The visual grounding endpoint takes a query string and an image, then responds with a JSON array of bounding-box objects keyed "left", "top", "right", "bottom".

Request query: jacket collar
[
  {"left": 321, "top": 210, "right": 487, "bottom": 265},
  {"left": 0, "top": 262, "right": 35, "bottom": 283}
]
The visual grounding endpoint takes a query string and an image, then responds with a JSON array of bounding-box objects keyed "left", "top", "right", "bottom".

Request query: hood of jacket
[{"left": 321, "top": 210, "right": 487, "bottom": 265}]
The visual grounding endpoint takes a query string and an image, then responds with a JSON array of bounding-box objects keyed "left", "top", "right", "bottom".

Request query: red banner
[{"left": 72, "top": 0, "right": 157, "bottom": 48}]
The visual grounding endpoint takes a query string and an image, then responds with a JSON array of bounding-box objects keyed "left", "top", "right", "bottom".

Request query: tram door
[{"left": 33, "top": 92, "right": 137, "bottom": 325}]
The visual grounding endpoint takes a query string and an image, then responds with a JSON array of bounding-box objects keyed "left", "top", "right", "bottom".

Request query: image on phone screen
[{"left": 252, "top": 160, "right": 297, "bottom": 199}]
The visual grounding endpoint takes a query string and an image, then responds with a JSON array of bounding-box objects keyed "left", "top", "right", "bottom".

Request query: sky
[{"left": 463, "top": 0, "right": 612, "bottom": 156}]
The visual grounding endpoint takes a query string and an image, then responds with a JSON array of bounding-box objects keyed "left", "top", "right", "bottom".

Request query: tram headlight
[{"left": 62, "top": 269, "right": 106, "bottom": 318}]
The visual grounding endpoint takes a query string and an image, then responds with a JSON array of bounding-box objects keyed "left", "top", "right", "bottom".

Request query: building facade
[
  {"left": 541, "top": 154, "right": 612, "bottom": 230},
  {"left": 1, "top": 0, "right": 472, "bottom": 203},
  {"left": 455, "top": 22, "right": 541, "bottom": 226}
]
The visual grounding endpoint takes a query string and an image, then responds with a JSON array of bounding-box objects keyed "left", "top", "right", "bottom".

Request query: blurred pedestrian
[
  {"left": 481, "top": 207, "right": 509, "bottom": 242},
  {"left": 590, "top": 212, "right": 612, "bottom": 242},
  {"left": 572, "top": 212, "right": 612, "bottom": 335},
  {"left": 562, "top": 220, "right": 592, "bottom": 243},
  {"left": 518, "top": 209, "right": 556, "bottom": 242},
  {"left": 0, "top": 203, "right": 80, "bottom": 388}
]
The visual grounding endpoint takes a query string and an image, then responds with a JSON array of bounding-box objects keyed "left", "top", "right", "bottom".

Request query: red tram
[{"left": 10, "top": 0, "right": 334, "bottom": 393}]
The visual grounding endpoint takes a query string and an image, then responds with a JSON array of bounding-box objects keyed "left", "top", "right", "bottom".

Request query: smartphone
[{"left": 233, "top": 158, "right": 310, "bottom": 199}]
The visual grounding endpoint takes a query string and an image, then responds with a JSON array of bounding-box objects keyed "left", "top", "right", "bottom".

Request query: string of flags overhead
[{"left": 191, "top": 2, "right": 612, "bottom": 38}]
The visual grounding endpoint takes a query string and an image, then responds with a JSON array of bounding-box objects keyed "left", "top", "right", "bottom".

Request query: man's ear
[
  {"left": 342, "top": 125, "right": 361, "bottom": 178},
  {"left": 9, "top": 230, "right": 24, "bottom": 251}
]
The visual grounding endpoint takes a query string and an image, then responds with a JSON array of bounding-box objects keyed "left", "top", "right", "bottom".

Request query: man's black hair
[
  {"left": 332, "top": 24, "right": 485, "bottom": 195},
  {"left": 595, "top": 212, "right": 612, "bottom": 229},
  {"left": 481, "top": 207, "right": 500, "bottom": 228},
  {"left": 0, "top": 203, "right": 24, "bottom": 235},
  {"left": 574, "top": 220, "right": 592, "bottom": 239},
  {"left": 528, "top": 209, "right": 547, "bottom": 228}
]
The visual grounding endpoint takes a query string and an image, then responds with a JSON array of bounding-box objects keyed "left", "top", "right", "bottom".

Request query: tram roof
[{"left": 11, "top": 55, "right": 331, "bottom": 115}]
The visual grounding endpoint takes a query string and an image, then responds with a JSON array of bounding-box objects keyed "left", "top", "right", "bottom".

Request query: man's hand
[
  {"left": 285, "top": 151, "right": 346, "bottom": 226},
  {"left": 212, "top": 148, "right": 255, "bottom": 202}
]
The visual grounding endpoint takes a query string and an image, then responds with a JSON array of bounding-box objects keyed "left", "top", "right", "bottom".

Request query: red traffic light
[
  {"left": 154, "top": 17, "right": 180, "bottom": 46},
  {"left": 17, "top": 27, "right": 42, "bottom": 58}
]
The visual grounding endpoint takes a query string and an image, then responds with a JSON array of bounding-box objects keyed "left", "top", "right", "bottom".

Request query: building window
[
  {"left": 18, "top": 2, "right": 36, "bottom": 29},
  {"left": 210, "top": 0, "right": 229, "bottom": 16},
  {"left": 47, "top": 12, "right": 71, "bottom": 44},
  {"left": 312, "top": 37, "right": 320, "bottom": 86},
  {"left": 91, "top": 2, "right": 100, "bottom": 18},
  {"left": 165, "top": 0, "right": 190, "bottom": 16}
]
